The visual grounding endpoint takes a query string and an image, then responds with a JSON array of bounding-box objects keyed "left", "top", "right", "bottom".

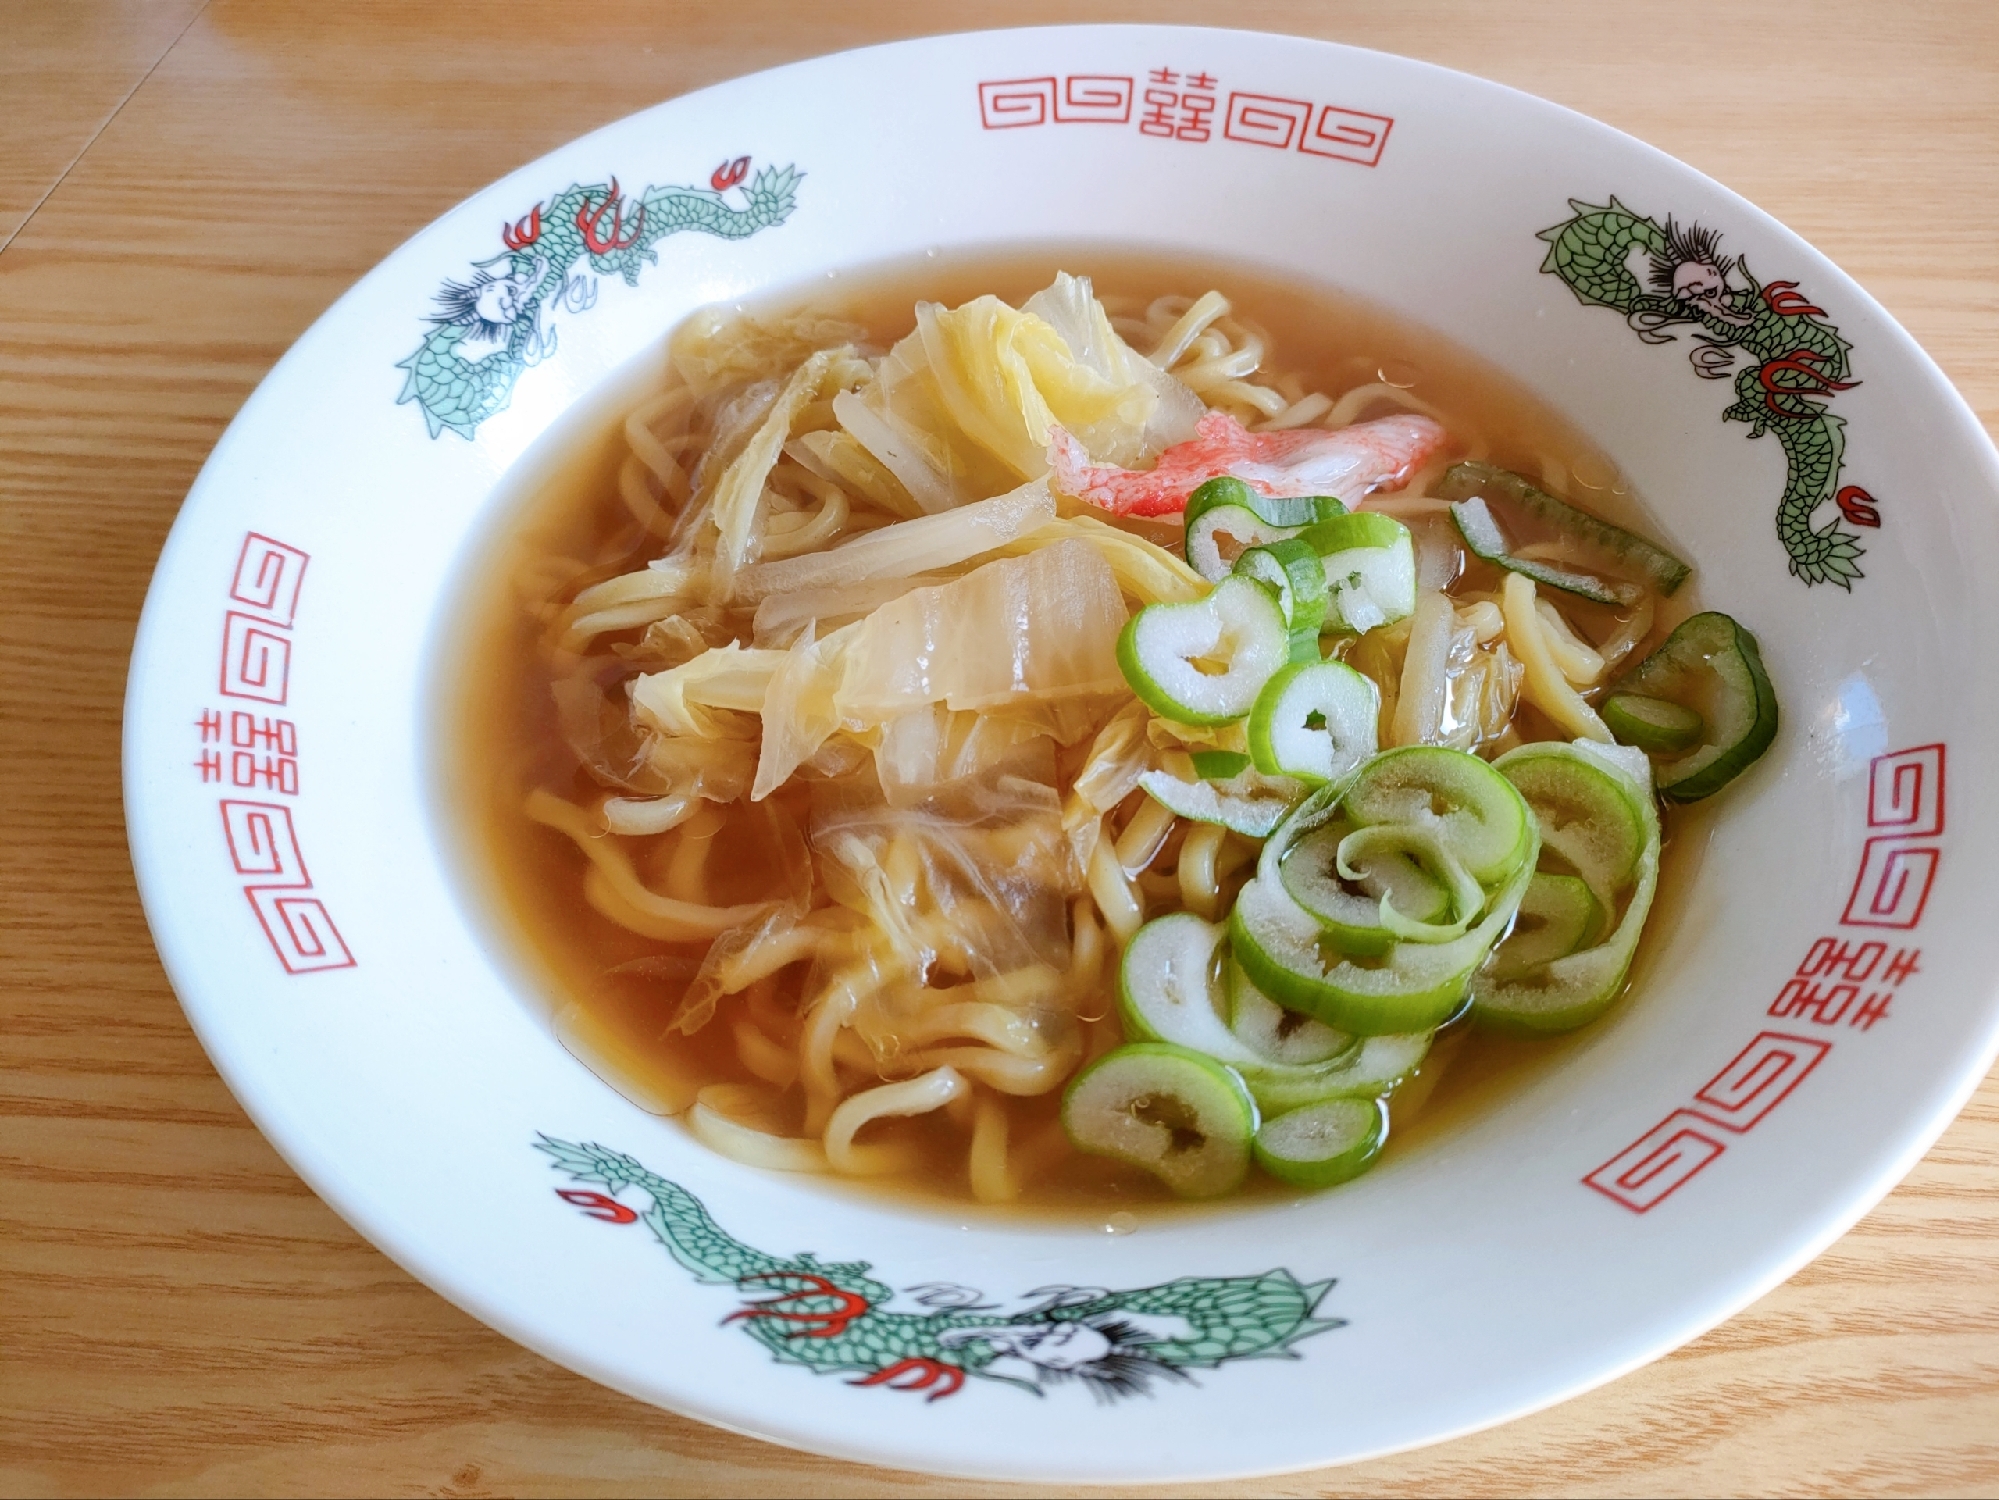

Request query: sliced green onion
[
  {"left": 1278, "top": 823, "right": 1483, "bottom": 953},
  {"left": 1190, "top": 476, "right": 1348, "bottom": 529},
  {"left": 1230, "top": 846, "right": 1537, "bottom": 1035},
  {"left": 1117, "top": 913, "right": 1262, "bottom": 1064},
  {"left": 1190, "top": 749, "right": 1251, "bottom": 779},
  {"left": 1609, "top": 611, "right": 1779, "bottom": 801},
  {"left": 1061, "top": 1042, "right": 1257, "bottom": 1198},
  {"left": 1117, "top": 575, "right": 1290, "bottom": 725},
  {"left": 1471, "top": 763, "right": 1662, "bottom": 1036},
  {"left": 1138, "top": 764, "right": 1304, "bottom": 839},
  {"left": 1183, "top": 477, "right": 1345, "bottom": 582},
  {"left": 1485, "top": 872, "right": 1601, "bottom": 982},
  {"left": 1437, "top": 461, "right": 1691, "bottom": 595},
  {"left": 1450, "top": 495, "right": 1640, "bottom": 607},
  {"left": 1233, "top": 538, "right": 1331, "bottom": 661},
  {"left": 1227, "top": 959, "right": 1359, "bottom": 1066},
  {"left": 1253, "top": 1096, "right": 1388, "bottom": 1188},
  {"left": 1603, "top": 691, "right": 1704, "bottom": 754},
  {"left": 1492, "top": 741, "right": 1648, "bottom": 909},
  {"left": 1300, "top": 512, "right": 1417, "bottom": 635},
  {"left": 1338, "top": 825, "right": 1489, "bottom": 944},
  {"left": 1246, "top": 660, "right": 1380, "bottom": 785},
  {"left": 1343, "top": 745, "right": 1535, "bottom": 886},
  {"left": 1235, "top": 1030, "right": 1433, "bottom": 1114}
]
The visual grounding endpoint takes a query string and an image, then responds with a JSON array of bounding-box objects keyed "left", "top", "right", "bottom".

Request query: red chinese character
[
  {"left": 231, "top": 752, "right": 300, "bottom": 795},
  {"left": 1796, "top": 937, "right": 1885, "bottom": 983},
  {"left": 196, "top": 710, "right": 223, "bottom": 743},
  {"left": 230, "top": 711, "right": 299, "bottom": 755},
  {"left": 1186, "top": 71, "right": 1218, "bottom": 90},
  {"left": 1141, "top": 87, "right": 1178, "bottom": 137},
  {"left": 1851, "top": 991, "right": 1893, "bottom": 1031},
  {"left": 1176, "top": 92, "right": 1217, "bottom": 142},
  {"left": 195, "top": 750, "right": 222, "bottom": 784},
  {"left": 1883, "top": 947, "right": 1922, "bottom": 985},
  {"left": 1149, "top": 66, "right": 1181, "bottom": 85},
  {"left": 1768, "top": 978, "right": 1856, "bottom": 1027}
]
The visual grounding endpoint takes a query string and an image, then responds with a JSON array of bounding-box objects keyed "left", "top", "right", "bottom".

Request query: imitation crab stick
[{"left": 1048, "top": 409, "right": 1447, "bottom": 518}]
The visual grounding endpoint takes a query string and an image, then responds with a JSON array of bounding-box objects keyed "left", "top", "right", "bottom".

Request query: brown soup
[{"left": 440, "top": 247, "right": 1703, "bottom": 1222}]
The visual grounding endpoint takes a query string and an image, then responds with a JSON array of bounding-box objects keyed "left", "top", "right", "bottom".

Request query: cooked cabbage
[
  {"left": 833, "top": 274, "right": 1201, "bottom": 510},
  {"left": 836, "top": 538, "right": 1127, "bottom": 719}
]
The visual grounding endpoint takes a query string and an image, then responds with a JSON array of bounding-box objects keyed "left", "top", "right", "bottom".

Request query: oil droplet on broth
[{"left": 1104, "top": 1211, "right": 1139, "bottom": 1236}]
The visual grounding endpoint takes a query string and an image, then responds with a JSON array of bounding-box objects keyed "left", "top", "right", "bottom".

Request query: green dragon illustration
[
  {"left": 396, "top": 160, "right": 801, "bottom": 439},
  {"left": 536, "top": 1135, "right": 1341, "bottom": 1402},
  {"left": 1538, "top": 198, "right": 1878, "bottom": 588}
]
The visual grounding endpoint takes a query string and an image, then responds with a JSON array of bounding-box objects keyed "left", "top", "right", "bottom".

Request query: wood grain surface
[{"left": 2, "top": 2, "right": 1995, "bottom": 1494}]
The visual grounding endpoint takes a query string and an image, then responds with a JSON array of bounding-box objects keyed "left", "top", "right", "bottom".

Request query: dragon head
[
  {"left": 940, "top": 1315, "right": 1192, "bottom": 1402},
  {"left": 1648, "top": 218, "right": 1753, "bottom": 326},
  {"left": 427, "top": 255, "right": 550, "bottom": 349}
]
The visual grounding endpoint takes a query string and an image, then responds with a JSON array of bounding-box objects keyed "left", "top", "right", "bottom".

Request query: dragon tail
[
  {"left": 1725, "top": 374, "right": 1865, "bottom": 588},
  {"left": 742, "top": 164, "right": 803, "bottom": 233},
  {"left": 535, "top": 1134, "right": 784, "bottom": 1285},
  {"left": 1536, "top": 197, "right": 1667, "bottom": 314}
]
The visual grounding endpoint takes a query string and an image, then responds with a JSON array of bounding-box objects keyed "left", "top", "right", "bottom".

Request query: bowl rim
[{"left": 122, "top": 21, "right": 1999, "bottom": 1482}]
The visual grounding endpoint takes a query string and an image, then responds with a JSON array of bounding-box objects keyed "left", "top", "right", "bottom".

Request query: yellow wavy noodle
[{"left": 499, "top": 269, "right": 1669, "bottom": 1206}]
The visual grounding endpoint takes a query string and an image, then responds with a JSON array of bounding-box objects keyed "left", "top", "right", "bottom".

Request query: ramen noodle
[{"left": 453, "top": 253, "right": 1776, "bottom": 1209}]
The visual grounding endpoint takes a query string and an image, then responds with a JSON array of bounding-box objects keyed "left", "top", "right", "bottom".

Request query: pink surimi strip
[{"left": 1048, "top": 410, "right": 1447, "bottom": 517}]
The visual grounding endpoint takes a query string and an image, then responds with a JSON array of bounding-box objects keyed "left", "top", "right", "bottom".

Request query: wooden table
[{"left": 3, "top": 2, "right": 1995, "bottom": 1493}]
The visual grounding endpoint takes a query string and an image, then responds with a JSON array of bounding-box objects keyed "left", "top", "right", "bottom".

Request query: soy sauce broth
[{"left": 438, "top": 246, "right": 1706, "bottom": 1224}]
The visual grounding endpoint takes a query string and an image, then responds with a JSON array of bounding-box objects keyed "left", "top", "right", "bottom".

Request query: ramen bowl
[{"left": 123, "top": 24, "right": 1999, "bottom": 1483}]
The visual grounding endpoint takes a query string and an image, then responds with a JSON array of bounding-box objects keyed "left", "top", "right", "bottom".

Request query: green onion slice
[
  {"left": 1061, "top": 1042, "right": 1257, "bottom": 1198},
  {"left": 1253, "top": 1096, "right": 1388, "bottom": 1188},
  {"left": 1246, "top": 659, "right": 1380, "bottom": 785},
  {"left": 1183, "top": 477, "right": 1345, "bottom": 582},
  {"left": 1116, "top": 575, "right": 1291, "bottom": 725},
  {"left": 1471, "top": 744, "right": 1662, "bottom": 1036},
  {"left": 1299, "top": 512, "right": 1417, "bottom": 635},
  {"left": 1138, "top": 763, "right": 1305, "bottom": 839}
]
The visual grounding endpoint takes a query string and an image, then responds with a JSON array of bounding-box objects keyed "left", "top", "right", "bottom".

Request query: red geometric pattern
[
  {"left": 1223, "top": 93, "right": 1311, "bottom": 150},
  {"left": 1584, "top": 1112, "right": 1729, "bottom": 1213},
  {"left": 1691, "top": 1031, "right": 1831, "bottom": 1131},
  {"left": 1583, "top": 742, "right": 1944, "bottom": 1214},
  {"left": 219, "top": 611, "right": 293, "bottom": 703},
  {"left": 228, "top": 532, "right": 309, "bottom": 627},
  {"left": 1056, "top": 75, "right": 1133, "bottom": 123},
  {"left": 976, "top": 71, "right": 1394, "bottom": 167},
  {"left": 203, "top": 532, "right": 351, "bottom": 975},
  {"left": 978, "top": 77, "right": 1058, "bottom": 129},
  {"left": 1841, "top": 841, "right": 1940, "bottom": 929},
  {"left": 1866, "top": 743, "right": 1944, "bottom": 836},
  {"left": 221, "top": 800, "right": 353, "bottom": 974},
  {"left": 1298, "top": 104, "right": 1394, "bottom": 165},
  {"left": 1843, "top": 743, "right": 1946, "bottom": 930}
]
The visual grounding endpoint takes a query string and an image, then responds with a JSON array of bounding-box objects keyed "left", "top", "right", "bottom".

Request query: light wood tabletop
[{"left": 3, "top": 2, "right": 1996, "bottom": 1494}]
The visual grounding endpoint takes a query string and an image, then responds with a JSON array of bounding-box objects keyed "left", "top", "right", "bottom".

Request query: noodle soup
[{"left": 446, "top": 249, "right": 1759, "bottom": 1215}]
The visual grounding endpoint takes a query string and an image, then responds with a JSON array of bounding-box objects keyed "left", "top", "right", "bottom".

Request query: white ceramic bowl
[{"left": 124, "top": 24, "right": 1999, "bottom": 1483}]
